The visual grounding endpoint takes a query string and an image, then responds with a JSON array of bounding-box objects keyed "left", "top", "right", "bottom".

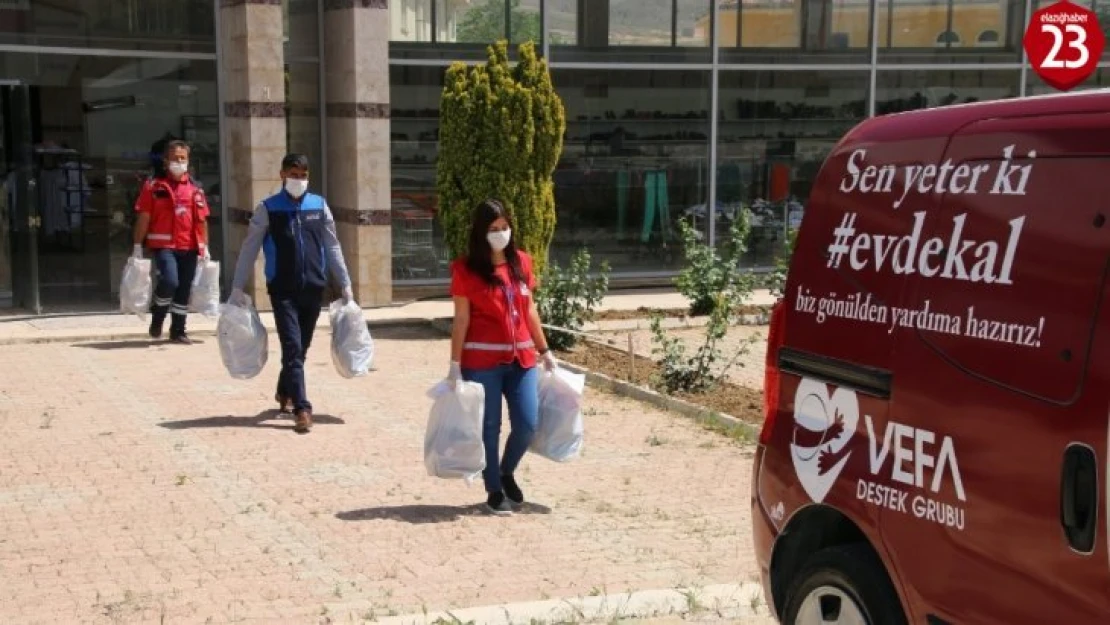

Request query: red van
[{"left": 754, "top": 88, "right": 1110, "bottom": 624}]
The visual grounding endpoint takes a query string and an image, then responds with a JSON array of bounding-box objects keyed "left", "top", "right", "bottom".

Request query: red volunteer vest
[
  {"left": 134, "top": 174, "right": 209, "bottom": 251},
  {"left": 450, "top": 252, "right": 538, "bottom": 371}
]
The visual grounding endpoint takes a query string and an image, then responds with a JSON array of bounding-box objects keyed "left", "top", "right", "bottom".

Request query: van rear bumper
[{"left": 750, "top": 445, "right": 779, "bottom": 619}]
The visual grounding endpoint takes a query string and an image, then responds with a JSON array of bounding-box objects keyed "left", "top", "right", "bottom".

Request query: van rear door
[{"left": 879, "top": 111, "right": 1110, "bottom": 624}]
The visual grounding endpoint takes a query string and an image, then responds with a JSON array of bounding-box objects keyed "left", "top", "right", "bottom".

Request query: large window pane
[
  {"left": 716, "top": 0, "right": 872, "bottom": 63},
  {"left": 284, "top": 0, "right": 319, "bottom": 60},
  {"left": 877, "top": 0, "right": 1024, "bottom": 62},
  {"left": 715, "top": 71, "right": 868, "bottom": 268},
  {"left": 0, "top": 52, "right": 219, "bottom": 307},
  {"left": 438, "top": 0, "right": 506, "bottom": 44},
  {"left": 286, "top": 62, "right": 322, "bottom": 194},
  {"left": 1026, "top": 66, "right": 1110, "bottom": 94},
  {"left": 391, "top": 0, "right": 434, "bottom": 42},
  {"left": 875, "top": 69, "right": 1021, "bottom": 115},
  {"left": 552, "top": 69, "right": 710, "bottom": 273},
  {"left": 0, "top": 0, "right": 215, "bottom": 53},
  {"left": 391, "top": 65, "right": 449, "bottom": 282},
  {"left": 510, "top": 0, "right": 542, "bottom": 43},
  {"left": 550, "top": 0, "right": 713, "bottom": 63}
]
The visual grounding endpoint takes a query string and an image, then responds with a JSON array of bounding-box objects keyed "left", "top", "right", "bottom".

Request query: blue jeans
[
  {"left": 152, "top": 248, "right": 198, "bottom": 335},
  {"left": 462, "top": 362, "right": 540, "bottom": 494}
]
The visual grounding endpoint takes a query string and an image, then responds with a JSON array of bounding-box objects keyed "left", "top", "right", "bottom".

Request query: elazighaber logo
[{"left": 790, "top": 377, "right": 859, "bottom": 504}]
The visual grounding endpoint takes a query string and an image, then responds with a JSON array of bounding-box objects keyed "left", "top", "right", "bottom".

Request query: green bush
[
  {"left": 535, "top": 248, "right": 611, "bottom": 351},
  {"left": 436, "top": 39, "right": 565, "bottom": 276},
  {"left": 674, "top": 211, "right": 755, "bottom": 317},
  {"left": 649, "top": 293, "right": 759, "bottom": 395},
  {"left": 766, "top": 228, "right": 798, "bottom": 302}
]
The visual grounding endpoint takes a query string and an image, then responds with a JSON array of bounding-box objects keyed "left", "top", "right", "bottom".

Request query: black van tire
[{"left": 780, "top": 543, "right": 907, "bottom": 625}]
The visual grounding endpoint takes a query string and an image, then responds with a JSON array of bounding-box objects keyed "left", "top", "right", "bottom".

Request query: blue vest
[{"left": 261, "top": 191, "right": 329, "bottom": 293}]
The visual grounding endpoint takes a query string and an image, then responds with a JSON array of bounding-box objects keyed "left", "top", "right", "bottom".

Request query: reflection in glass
[
  {"left": 435, "top": 0, "right": 506, "bottom": 44},
  {"left": 877, "top": 0, "right": 1024, "bottom": 60},
  {"left": 1027, "top": 67, "right": 1110, "bottom": 94},
  {"left": 284, "top": 0, "right": 320, "bottom": 59},
  {"left": 391, "top": 0, "right": 434, "bottom": 41},
  {"left": 286, "top": 62, "right": 322, "bottom": 194},
  {"left": 0, "top": 52, "right": 219, "bottom": 308},
  {"left": 551, "top": 69, "right": 710, "bottom": 273},
  {"left": 510, "top": 0, "right": 542, "bottom": 43},
  {"left": 715, "top": 71, "right": 869, "bottom": 268},
  {"left": 874, "top": 69, "right": 1020, "bottom": 115},
  {"left": 0, "top": 0, "right": 215, "bottom": 53}
]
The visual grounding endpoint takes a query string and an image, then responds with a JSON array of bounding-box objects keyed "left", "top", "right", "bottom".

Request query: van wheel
[{"left": 781, "top": 544, "right": 906, "bottom": 625}]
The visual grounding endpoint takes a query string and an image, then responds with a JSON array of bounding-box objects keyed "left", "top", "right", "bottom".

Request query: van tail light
[{"left": 760, "top": 299, "right": 787, "bottom": 445}]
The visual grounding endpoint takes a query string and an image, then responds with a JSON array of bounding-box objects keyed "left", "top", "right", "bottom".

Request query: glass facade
[{"left": 388, "top": 0, "right": 1096, "bottom": 285}]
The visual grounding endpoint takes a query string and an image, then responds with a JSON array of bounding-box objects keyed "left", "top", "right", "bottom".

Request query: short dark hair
[
  {"left": 164, "top": 139, "right": 190, "bottom": 155},
  {"left": 281, "top": 153, "right": 310, "bottom": 171}
]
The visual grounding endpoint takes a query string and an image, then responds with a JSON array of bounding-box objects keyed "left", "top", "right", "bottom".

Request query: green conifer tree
[{"left": 436, "top": 39, "right": 565, "bottom": 275}]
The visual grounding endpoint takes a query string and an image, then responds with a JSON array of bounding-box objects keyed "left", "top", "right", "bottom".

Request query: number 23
[{"left": 1041, "top": 23, "right": 1090, "bottom": 69}]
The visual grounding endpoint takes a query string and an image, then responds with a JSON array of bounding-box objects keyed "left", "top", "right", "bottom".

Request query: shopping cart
[{"left": 392, "top": 210, "right": 440, "bottom": 279}]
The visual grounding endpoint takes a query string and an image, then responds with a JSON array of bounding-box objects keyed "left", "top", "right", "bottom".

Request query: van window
[{"left": 909, "top": 148, "right": 1109, "bottom": 404}]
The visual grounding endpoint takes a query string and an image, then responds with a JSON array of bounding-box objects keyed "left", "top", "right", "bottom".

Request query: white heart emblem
[{"left": 790, "top": 377, "right": 859, "bottom": 504}]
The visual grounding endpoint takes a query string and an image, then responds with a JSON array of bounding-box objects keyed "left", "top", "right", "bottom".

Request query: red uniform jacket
[
  {"left": 450, "top": 252, "right": 539, "bottom": 371},
  {"left": 134, "top": 174, "right": 209, "bottom": 251}
]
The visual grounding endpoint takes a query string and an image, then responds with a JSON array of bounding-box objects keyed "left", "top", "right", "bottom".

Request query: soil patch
[
  {"left": 557, "top": 340, "right": 765, "bottom": 426},
  {"left": 594, "top": 303, "right": 772, "bottom": 322}
]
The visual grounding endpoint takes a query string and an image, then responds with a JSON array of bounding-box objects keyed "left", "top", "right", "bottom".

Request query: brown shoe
[
  {"left": 275, "top": 393, "right": 294, "bottom": 414},
  {"left": 293, "top": 409, "right": 312, "bottom": 434}
]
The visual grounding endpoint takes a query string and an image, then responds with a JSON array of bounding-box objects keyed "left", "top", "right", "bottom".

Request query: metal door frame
[{"left": 3, "top": 81, "right": 41, "bottom": 314}]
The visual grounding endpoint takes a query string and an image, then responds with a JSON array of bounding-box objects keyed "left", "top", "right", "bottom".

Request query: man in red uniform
[{"left": 132, "top": 140, "right": 210, "bottom": 344}]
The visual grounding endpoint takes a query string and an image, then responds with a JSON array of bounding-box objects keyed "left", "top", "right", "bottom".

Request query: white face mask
[
  {"left": 487, "top": 229, "right": 512, "bottom": 252},
  {"left": 167, "top": 161, "right": 188, "bottom": 177},
  {"left": 284, "top": 178, "right": 309, "bottom": 198}
]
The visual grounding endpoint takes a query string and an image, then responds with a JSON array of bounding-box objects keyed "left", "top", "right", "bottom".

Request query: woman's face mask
[
  {"left": 167, "top": 161, "right": 189, "bottom": 178},
  {"left": 487, "top": 228, "right": 512, "bottom": 252}
]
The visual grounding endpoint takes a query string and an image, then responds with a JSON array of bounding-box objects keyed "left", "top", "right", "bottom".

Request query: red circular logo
[{"left": 1024, "top": 0, "right": 1105, "bottom": 91}]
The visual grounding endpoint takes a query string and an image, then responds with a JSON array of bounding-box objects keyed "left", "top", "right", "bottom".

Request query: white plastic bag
[
  {"left": 531, "top": 367, "right": 587, "bottom": 462},
  {"left": 189, "top": 260, "right": 221, "bottom": 318},
  {"left": 329, "top": 299, "right": 374, "bottom": 378},
  {"left": 119, "top": 256, "right": 152, "bottom": 319},
  {"left": 217, "top": 296, "right": 268, "bottom": 379},
  {"left": 424, "top": 380, "right": 486, "bottom": 484}
]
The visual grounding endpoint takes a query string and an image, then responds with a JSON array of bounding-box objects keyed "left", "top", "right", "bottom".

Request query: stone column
[
  {"left": 220, "top": 0, "right": 286, "bottom": 310},
  {"left": 323, "top": 0, "right": 393, "bottom": 306}
]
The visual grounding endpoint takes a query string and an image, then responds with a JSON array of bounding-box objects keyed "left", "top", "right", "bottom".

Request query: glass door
[{"left": 2, "top": 82, "right": 39, "bottom": 313}]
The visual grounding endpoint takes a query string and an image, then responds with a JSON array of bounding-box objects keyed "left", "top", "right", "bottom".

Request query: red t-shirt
[
  {"left": 450, "top": 252, "right": 539, "bottom": 371},
  {"left": 134, "top": 175, "right": 209, "bottom": 251}
]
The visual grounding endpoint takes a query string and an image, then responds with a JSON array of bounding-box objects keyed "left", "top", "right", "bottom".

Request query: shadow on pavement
[
  {"left": 336, "top": 501, "right": 552, "bottom": 524},
  {"left": 73, "top": 339, "right": 206, "bottom": 350},
  {"left": 158, "top": 410, "right": 345, "bottom": 430}
]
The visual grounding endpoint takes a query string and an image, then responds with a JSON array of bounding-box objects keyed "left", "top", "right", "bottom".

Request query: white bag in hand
[
  {"left": 189, "top": 260, "right": 221, "bottom": 318},
  {"left": 217, "top": 296, "right": 268, "bottom": 379},
  {"left": 119, "top": 257, "right": 152, "bottom": 319},
  {"left": 531, "top": 367, "right": 586, "bottom": 462},
  {"left": 424, "top": 380, "right": 486, "bottom": 484},
  {"left": 328, "top": 299, "right": 374, "bottom": 378}
]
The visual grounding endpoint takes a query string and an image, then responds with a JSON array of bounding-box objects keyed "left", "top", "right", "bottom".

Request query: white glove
[
  {"left": 228, "top": 288, "right": 250, "bottom": 308},
  {"left": 342, "top": 286, "right": 354, "bottom": 305},
  {"left": 541, "top": 350, "right": 557, "bottom": 372},
  {"left": 200, "top": 245, "right": 211, "bottom": 262},
  {"left": 131, "top": 244, "right": 143, "bottom": 259},
  {"left": 447, "top": 361, "right": 462, "bottom": 388}
]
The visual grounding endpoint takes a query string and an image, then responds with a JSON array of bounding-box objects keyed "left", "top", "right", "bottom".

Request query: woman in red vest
[{"left": 448, "top": 198, "right": 556, "bottom": 516}]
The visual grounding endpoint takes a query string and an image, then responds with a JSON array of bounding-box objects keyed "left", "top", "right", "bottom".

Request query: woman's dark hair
[{"left": 466, "top": 198, "right": 524, "bottom": 287}]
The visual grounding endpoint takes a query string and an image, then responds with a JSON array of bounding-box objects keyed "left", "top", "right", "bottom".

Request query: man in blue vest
[{"left": 228, "top": 153, "right": 354, "bottom": 434}]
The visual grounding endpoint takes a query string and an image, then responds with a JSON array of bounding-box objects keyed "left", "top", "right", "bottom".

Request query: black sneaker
[
  {"left": 502, "top": 474, "right": 524, "bottom": 506},
  {"left": 169, "top": 333, "right": 193, "bottom": 345},
  {"left": 485, "top": 492, "right": 512, "bottom": 516},
  {"left": 148, "top": 319, "right": 163, "bottom": 339}
]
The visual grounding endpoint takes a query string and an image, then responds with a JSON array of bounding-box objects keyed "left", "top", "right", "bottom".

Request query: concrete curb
[
  {"left": 0, "top": 317, "right": 439, "bottom": 346},
  {"left": 426, "top": 318, "right": 760, "bottom": 439},
  {"left": 363, "top": 582, "right": 768, "bottom": 625}
]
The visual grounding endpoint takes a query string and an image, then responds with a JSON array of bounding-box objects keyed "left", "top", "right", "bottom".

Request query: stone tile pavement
[{"left": 0, "top": 324, "right": 771, "bottom": 624}]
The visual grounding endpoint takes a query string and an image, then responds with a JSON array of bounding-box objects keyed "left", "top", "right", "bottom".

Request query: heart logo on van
[{"left": 790, "top": 378, "right": 859, "bottom": 504}]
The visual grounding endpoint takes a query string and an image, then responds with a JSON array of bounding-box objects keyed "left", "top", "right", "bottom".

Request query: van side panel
[{"left": 878, "top": 115, "right": 1110, "bottom": 624}]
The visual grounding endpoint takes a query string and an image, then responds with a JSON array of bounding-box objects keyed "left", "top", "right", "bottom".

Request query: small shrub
[
  {"left": 535, "top": 247, "right": 611, "bottom": 351},
  {"left": 766, "top": 227, "right": 798, "bottom": 302},
  {"left": 674, "top": 211, "right": 754, "bottom": 317}
]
